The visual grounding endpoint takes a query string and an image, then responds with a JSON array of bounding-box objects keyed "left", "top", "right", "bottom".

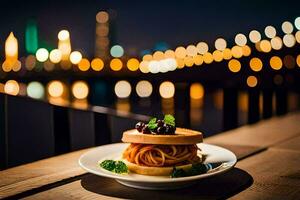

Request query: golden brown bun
[
  {"left": 123, "top": 159, "right": 193, "bottom": 176},
  {"left": 122, "top": 128, "right": 203, "bottom": 145}
]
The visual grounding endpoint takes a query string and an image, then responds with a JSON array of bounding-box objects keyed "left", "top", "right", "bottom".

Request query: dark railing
[{"left": 0, "top": 93, "right": 150, "bottom": 169}]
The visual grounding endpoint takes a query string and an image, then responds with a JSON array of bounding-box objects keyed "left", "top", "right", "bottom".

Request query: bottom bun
[{"left": 123, "top": 159, "right": 193, "bottom": 176}]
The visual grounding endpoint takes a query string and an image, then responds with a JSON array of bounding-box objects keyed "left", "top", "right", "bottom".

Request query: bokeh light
[
  {"left": 159, "top": 81, "right": 175, "bottom": 98},
  {"left": 96, "top": 11, "right": 109, "bottom": 23},
  {"left": 242, "top": 45, "right": 251, "bottom": 57},
  {"left": 271, "top": 37, "right": 283, "bottom": 50},
  {"left": 148, "top": 60, "right": 160, "bottom": 73},
  {"left": 114, "top": 80, "right": 132, "bottom": 98},
  {"left": 186, "top": 45, "right": 198, "bottom": 56},
  {"left": 176, "top": 58, "right": 185, "bottom": 69},
  {"left": 270, "top": 56, "right": 282, "bottom": 70},
  {"left": 91, "top": 58, "right": 104, "bottom": 71},
  {"left": 249, "top": 30, "right": 261, "bottom": 43},
  {"left": 283, "top": 34, "right": 296, "bottom": 47},
  {"left": 136, "top": 80, "right": 153, "bottom": 98},
  {"left": 297, "top": 55, "right": 300, "bottom": 67},
  {"left": 175, "top": 46, "right": 187, "bottom": 58},
  {"left": 36, "top": 48, "right": 49, "bottom": 62},
  {"left": 27, "top": 81, "right": 44, "bottom": 99},
  {"left": 48, "top": 81, "right": 64, "bottom": 97},
  {"left": 2, "top": 60, "right": 12, "bottom": 72},
  {"left": 259, "top": 40, "right": 272, "bottom": 53},
  {"left": 231, "top": 46, "right": 243, "bottom": 58},
  {"left": 49, "top": 49, "right": 62, "bottom": 63},
  {"left": 196, "top": 42, "right": 209, "bottom": 54},
  {"left": 110, "top": 58, "right": 123, "bottom": 71},
  {"left": 228, "top": 59, "right": 241, "bottom": 73},
  {"left": 193, "top": 55, "right": 203, "bottom": 66},
  {"left": 215, "top": 38, "right": 227, "bottom": 50},
  {"left": 264, "top": 26, "right": 276, "bottom": 38},
  {"left": 235, "top": 33, "right": 247, "bottom": 46},
  {"left": 281, "top": 21, "right": 294, "bottom": 34},
  {"left": 296, "top": 31, "right": 300, "bottom": 43},
  {"left": 153, "top": 51, "right": 165, "bottom": 60},
  {"left": 139, "top": 61, "right": 150, "bottom": 73},
  {"left": 295, "top": 17, "right": 300, "bottom": 30},
  {"left": 72, "top": 81, "right": 89, "bottom": 99},
  {"left": 126, "top": 58, "right": 140, "bottom": 71},
  {"left": 159, "top": 58, "right": 177, "bottom": 72},
  {"left": 184, "top": 56, "right": 194, "bottom": 67},
  {"left": 247, "top": 76, "right": 258, "bottom": 87},
  {"left": 164, "top": 50, "right": 175, "bottom": 58},
  {"left": 4, "top": 80, "right": 19, "bottom": 95},
  {"left": 25, "top": 55, "right": 36, "bottom": 70},
  {"left": 58, "top": 30, "right": 70, "bottom": 41},
  {"left": 44, "top": 60, "right": 55, "bottom": 71},
  {"left": 223, "top": 48, "right": 232, "bottom": 60},
  {"left": 70, "top": 51, "right": 82, "bottom": 64},
  {"left": 212, "top": 50, "right": 223, "bottom": 62},
  {"left": 12, "top": 60, "right": 21, "bottom": 72},
  {"left": 190, "top": 83, "right": 204, "bottom": 99},
  {"left": 110, "top": 45, "right": 124, "bottom": 57},
  {"left": 283, "top": 55, "right": 295, "bottom": 69},
  {"left": 203, "top": 52, "right": 213, "bottom": 64},
  {"left": 78, "top": 58, "right": 90, "bottom": 71},
  {"left": 142, "top": 54, "right": 152, "bottom": 61},
  {"left": 250, "top": 57, "right": 263, "bottom": 72}
]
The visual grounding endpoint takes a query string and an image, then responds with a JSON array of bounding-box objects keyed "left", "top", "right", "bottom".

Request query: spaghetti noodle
[{"left": 123, "top": 143, "right": 201, "bottom": 167}]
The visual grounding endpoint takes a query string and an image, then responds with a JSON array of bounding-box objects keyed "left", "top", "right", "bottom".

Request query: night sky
[{"left": 0, "top": 0, "right": 299, "bottom": 58}]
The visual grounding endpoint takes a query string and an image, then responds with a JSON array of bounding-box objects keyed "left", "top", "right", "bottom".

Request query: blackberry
[
  {"left": 157, "top": 126, "right": 166, "bottom": 134},
  {"left": 142, "top": 125, "right": 151, "bottom": 134},
  {"left": 157, "top": 120, "right": 164, "bottom": 127},
  {"left": 135, "top": 122, "right": 145, "bottom": 132}
]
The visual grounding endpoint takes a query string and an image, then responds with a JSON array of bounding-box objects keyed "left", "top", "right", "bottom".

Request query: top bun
[{"left": 122, "top": 127, "right": 203, "bottom": 145}]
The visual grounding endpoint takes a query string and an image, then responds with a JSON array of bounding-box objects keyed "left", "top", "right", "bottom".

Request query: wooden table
[{"left": 1, "top": 112, "right": 300, "bottom": 200}]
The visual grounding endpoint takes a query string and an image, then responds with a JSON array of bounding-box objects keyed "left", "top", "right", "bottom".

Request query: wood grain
[
  {"left": 0, "top": 148, "right": 91, "bottom": 199},
  {"left": 23, "top": 168, "right": 253, "bottom": 200},
  {"left": 272, "top": 136, "right": 300, "bottom": 152},
  {"left": 1, "top": 112, "right": 300, "bottom": 199},
  {"left": 205, "top": 112, "right": 300, "bottom": 147},
  {"left": 231, "top": 148, "right": 300, "bottom": 200}
]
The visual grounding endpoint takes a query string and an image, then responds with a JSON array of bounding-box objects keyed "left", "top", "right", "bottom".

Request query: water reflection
[{"left": 0, "top": 79, "right": 299, "bottom": 136}]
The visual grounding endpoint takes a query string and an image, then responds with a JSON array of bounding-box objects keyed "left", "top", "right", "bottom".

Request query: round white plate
[{"left": 79, "top": 143, "right": 237, "bottom": 190}]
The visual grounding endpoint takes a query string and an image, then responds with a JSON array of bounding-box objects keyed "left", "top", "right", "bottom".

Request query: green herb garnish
[
  {"left": 147, "top": 117, "right": 158, "bottom": 131},
  {"left": 114, "top": 161, "right": 128, "bottom": 173},
  {"left": 171, "top": 163, "right": 207, "bottom": 178},
  {"left": 100, "top": 160, "right": 128, "bottom": 174},
  {"left": 164, "top": 114, "right": 175, "bottom": 127}
]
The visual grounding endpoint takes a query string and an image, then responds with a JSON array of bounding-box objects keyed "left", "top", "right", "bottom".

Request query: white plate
[{"left": 79, "top": 143, "right": 237, "bottom": 190}]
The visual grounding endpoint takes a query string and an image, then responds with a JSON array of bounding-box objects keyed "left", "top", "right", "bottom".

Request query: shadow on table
[{"left": 81, "top": 167, "right": 253, "bottom": 200}]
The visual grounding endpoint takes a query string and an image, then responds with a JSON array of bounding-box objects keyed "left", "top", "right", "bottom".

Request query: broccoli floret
[
  {"left": 114, "top": 161, "right": 128, "bottom": 174},
  {"left": 100, "top": 160, "right": 116, "bottom": 171},
  {"left": 99, "top": 160, "right": 128, "bottom": 174},
  {"left": 171, "top": 167, "right": 187, "bottom": 178}
]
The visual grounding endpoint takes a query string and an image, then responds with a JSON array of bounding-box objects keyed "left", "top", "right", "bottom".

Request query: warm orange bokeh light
[{"left": 228, "top": 59, "right": 241, "bottom": 73}]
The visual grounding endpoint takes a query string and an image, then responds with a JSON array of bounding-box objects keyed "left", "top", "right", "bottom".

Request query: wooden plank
[
  {"left": 205, "top": 112, "right": 300, "bottom": 147},
  {"left": 206, "top": 143, "right": 266, "bottom": 160},
  {"left": 272, "top": 136, "right": 300, "bottom": 152},
  {"left": 231, "top": 148, "right": 300, "bottom": 200},
  {"left": 0, "top": 148, "right": 91, "bottom": 199},
  {"left": 23, "top": 168, "right": 253, "bottom": 200}
]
